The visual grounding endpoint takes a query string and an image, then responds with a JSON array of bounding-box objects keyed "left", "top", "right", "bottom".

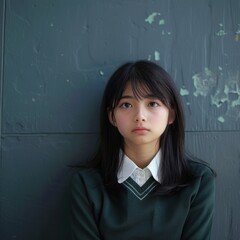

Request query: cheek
[
  {"left": 150, "top": 110, "right": 169, "bottom": 124},
  {"left": 114, "top": 116, "right": 129, "bottom": 137},
  {"left": 114, "top": 112, "right": 129, "bottom": 126}
]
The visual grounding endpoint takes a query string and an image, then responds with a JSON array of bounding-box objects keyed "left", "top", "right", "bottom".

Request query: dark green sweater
[{"left": 71, "top": 161, "right": 215, "bottom": 240}]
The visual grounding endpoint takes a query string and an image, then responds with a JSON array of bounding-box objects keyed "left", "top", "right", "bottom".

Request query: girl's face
[{"left": 109, "top": 83, "right": 175, "bottom": 149}]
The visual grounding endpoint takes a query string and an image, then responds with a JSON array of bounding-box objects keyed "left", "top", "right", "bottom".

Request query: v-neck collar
[{"left": 117, "top": 150, "right": 161, "bottom": 184}]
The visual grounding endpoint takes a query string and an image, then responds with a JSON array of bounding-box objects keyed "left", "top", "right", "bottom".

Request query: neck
[{"left": 123, "top": 142, "right": 159, "bottom": 168}]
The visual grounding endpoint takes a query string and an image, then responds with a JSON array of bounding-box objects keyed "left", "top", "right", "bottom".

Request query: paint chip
[
  {"left": 99, "top": 70, "right": 104, "bottom": 76},
  {"left": 180, "top": 88, "right": 190, "bottom": 96},
  {"left": 216, "top": 24, "right": 227, "bottom": 36},
  {"left": 145, "top": 12, "right": 161, "bottom": 24},
  {"left": 217, "top": 116, "right": 225, "bottom": 123},
  {"left": 231, "top": 96, "right": 240, "bottom": 107},
  {"left": 216, "top": 30, "right": 227, "bottom": 36},
  {"left": 211, "top": 76, "right": 240, "bottom": 122},
  {"left": 154, "top": 51, "right": 160, "bottom": 61},
  {"left": 159, "top": 19, "right": 165, "bottom": 25},
  {"left": 193, "top": 68, "right": 217, "bottom": 97},
  {"left": 211, "top": 90, "right": 228, "bottom": 108}
]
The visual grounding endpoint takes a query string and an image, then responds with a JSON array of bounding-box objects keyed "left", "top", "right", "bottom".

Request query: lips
[{"left": 132, "top": 127, "right": 150, "bottom": 133}]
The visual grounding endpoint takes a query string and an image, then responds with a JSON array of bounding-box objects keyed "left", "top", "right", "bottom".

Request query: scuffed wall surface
[{"left": 0, "top": 0, "right": 239, "bottom": 239}]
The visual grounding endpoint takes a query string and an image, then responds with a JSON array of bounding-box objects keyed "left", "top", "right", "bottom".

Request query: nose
[{"left": 134, "top": 106, "right": 147, "bottom": 122}]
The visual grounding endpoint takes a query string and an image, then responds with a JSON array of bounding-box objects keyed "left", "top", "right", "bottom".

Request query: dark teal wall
[{"left": 1, "top": 0, "right": 240, "bottom": 239}]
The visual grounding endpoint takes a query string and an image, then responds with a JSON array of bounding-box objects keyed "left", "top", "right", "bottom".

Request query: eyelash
[
  {"left": 149, "top": 102, "right": 160, "bottom": 107},
  {"left": 119, "top": 101, "right": 160, "bottom": 109},
  {"left": 119, "top": 102, "right": 132, "bottom": 108}
]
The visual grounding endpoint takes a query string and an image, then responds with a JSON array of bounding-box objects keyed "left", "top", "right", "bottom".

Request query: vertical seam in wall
[{"left": 0, "top": 0, "right": 6, "bottom": 168}]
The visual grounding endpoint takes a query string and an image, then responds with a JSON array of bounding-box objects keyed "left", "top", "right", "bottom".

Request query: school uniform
[{"left": 71, "top": 151, "right": 215, "bottom": 240}]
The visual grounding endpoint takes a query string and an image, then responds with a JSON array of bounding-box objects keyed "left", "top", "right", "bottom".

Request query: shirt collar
[{"left": 117, "top": 150, "right": 161, "bottom": 184}]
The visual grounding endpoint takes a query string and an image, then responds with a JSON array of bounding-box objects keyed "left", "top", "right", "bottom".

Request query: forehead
[
  {"left": 122, "top": 82, "right": 133, "bottom": 94},
  {"left": 122, "top": 82, "right": 152, "bottom": 96}
]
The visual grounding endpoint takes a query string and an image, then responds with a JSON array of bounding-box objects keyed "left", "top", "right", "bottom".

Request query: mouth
[{"left": 132, "top": 127, "right": 150, "bottom": 133}]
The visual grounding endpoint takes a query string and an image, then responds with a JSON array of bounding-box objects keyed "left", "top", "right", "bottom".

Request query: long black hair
[{"left": 93, "top": 60, "right": 196, "bottom": 195}]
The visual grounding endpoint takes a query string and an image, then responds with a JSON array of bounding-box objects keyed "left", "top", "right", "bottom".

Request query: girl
[{"left": 71, "top": 60, "right": 215, "bottom": 240}]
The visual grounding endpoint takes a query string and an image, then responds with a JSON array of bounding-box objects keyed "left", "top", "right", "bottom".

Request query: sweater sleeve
[
  {"left": 181, "top": 169, "right": 215, "bottom": 240},
  {"left": 71, "top": 172, "right": 102, "bottom": 240}
]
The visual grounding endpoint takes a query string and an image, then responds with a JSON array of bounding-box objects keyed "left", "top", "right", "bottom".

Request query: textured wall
[{"left": 0, "top": 0, "right": 240, "bottom": 239}]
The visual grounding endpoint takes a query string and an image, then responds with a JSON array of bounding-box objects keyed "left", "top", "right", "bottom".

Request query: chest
[{"left": 93, "top": 184, "right": 192, "bottom": 240}]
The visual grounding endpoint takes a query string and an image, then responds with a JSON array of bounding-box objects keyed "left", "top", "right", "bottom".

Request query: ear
[
  {"left": 108, "top": 111, "right": 116, "bottom": 126},
  {"left": 168, "top": 108, "right": 176, "bottom": 124}
]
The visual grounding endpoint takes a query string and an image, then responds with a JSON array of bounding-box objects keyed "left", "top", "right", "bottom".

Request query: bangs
[
  {"left": 111, "top": 70, "right": 171, "bottom": 109},
  {"left": 105, "top": 61, "right": 176, "bottom": 114},
  {"left": 131, "top": 78, "right": 167, "bottom": 103}
]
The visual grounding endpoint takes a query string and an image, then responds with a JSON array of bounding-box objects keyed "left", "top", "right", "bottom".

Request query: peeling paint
[
  {"left": 159, "top": 19, "right": 165, "bottom": 25},
  {"left": 211, "top": 72, "right": 240, "bottom": 121},
  {"left": 235, "top": 25, "right": 240, "bottom": 41},
  {"left": 180, "top": 88, "right": 190, "bottom": 96},
  {"left": 216, "top": 30, "right": 227, "bottom": 36},
  {"left": 145, "top": 13, "right": 171, "bottom": 37},
  {"left": 211, "top": 89, "right": 228, "bottom": 108},
  {"left": 211, "top": 81, "right": 240, "bottom": 108},
  {"left": 145, "top": 12, "right": 161, "bottom": 24},
  {"left": 193, "top": 68, "right": 217, "bottom": 97},
  {"left": 160, "top": 31, "right": 171, "bottom": 35},
  {"left": 99, "top": 70, "right": 104, "bottom": 76},
  {"left": 147, "top": 51, "right": 160, "bottom": 61},
  {"left": 154, "top": 51, "right": 160, "bottom": 61},
  {"left": 231, "top": 97, "right": 240, "bottom": 108},
  {"left": 225, "top": 81, "right": 240, "bottom": 108},
  {"left": 216, "top": 23, "right": 227, "bottom": 36},
  {"left": 218, "top": 116, "right": 225, "bottom": 123}
]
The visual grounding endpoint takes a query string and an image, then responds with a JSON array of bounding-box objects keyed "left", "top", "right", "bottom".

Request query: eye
[
  {"left": 149, "top": 101, "right": 160, "bottom": 107},
  {"left": 119, "top": 102, "right": 132, "bottom": 108}
]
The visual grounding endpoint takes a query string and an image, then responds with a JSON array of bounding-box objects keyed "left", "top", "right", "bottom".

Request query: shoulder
[
  {"left": 71, "top": 168, "right": 107, "bottom": 211},
  {"left": 189, "top": 160, "right": 216, "bottom": 179},
  {"left": 187, "top": 160, "right": 215, "bottom": 197},
  {"left": 185, "top": 161, "right": 216, "bottom": 208},
  {"left": 71, "top": 167, "right": 103, "bottom": 189}
]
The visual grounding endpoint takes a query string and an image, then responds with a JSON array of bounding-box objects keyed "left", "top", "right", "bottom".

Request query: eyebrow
[{"left": 120, "top": 94, "right": 158, "bottom": 100}]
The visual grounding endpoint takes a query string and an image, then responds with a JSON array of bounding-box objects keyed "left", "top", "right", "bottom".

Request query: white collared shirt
[{"left": 117, "top": 150, "right": 161, "bottom": 187}]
